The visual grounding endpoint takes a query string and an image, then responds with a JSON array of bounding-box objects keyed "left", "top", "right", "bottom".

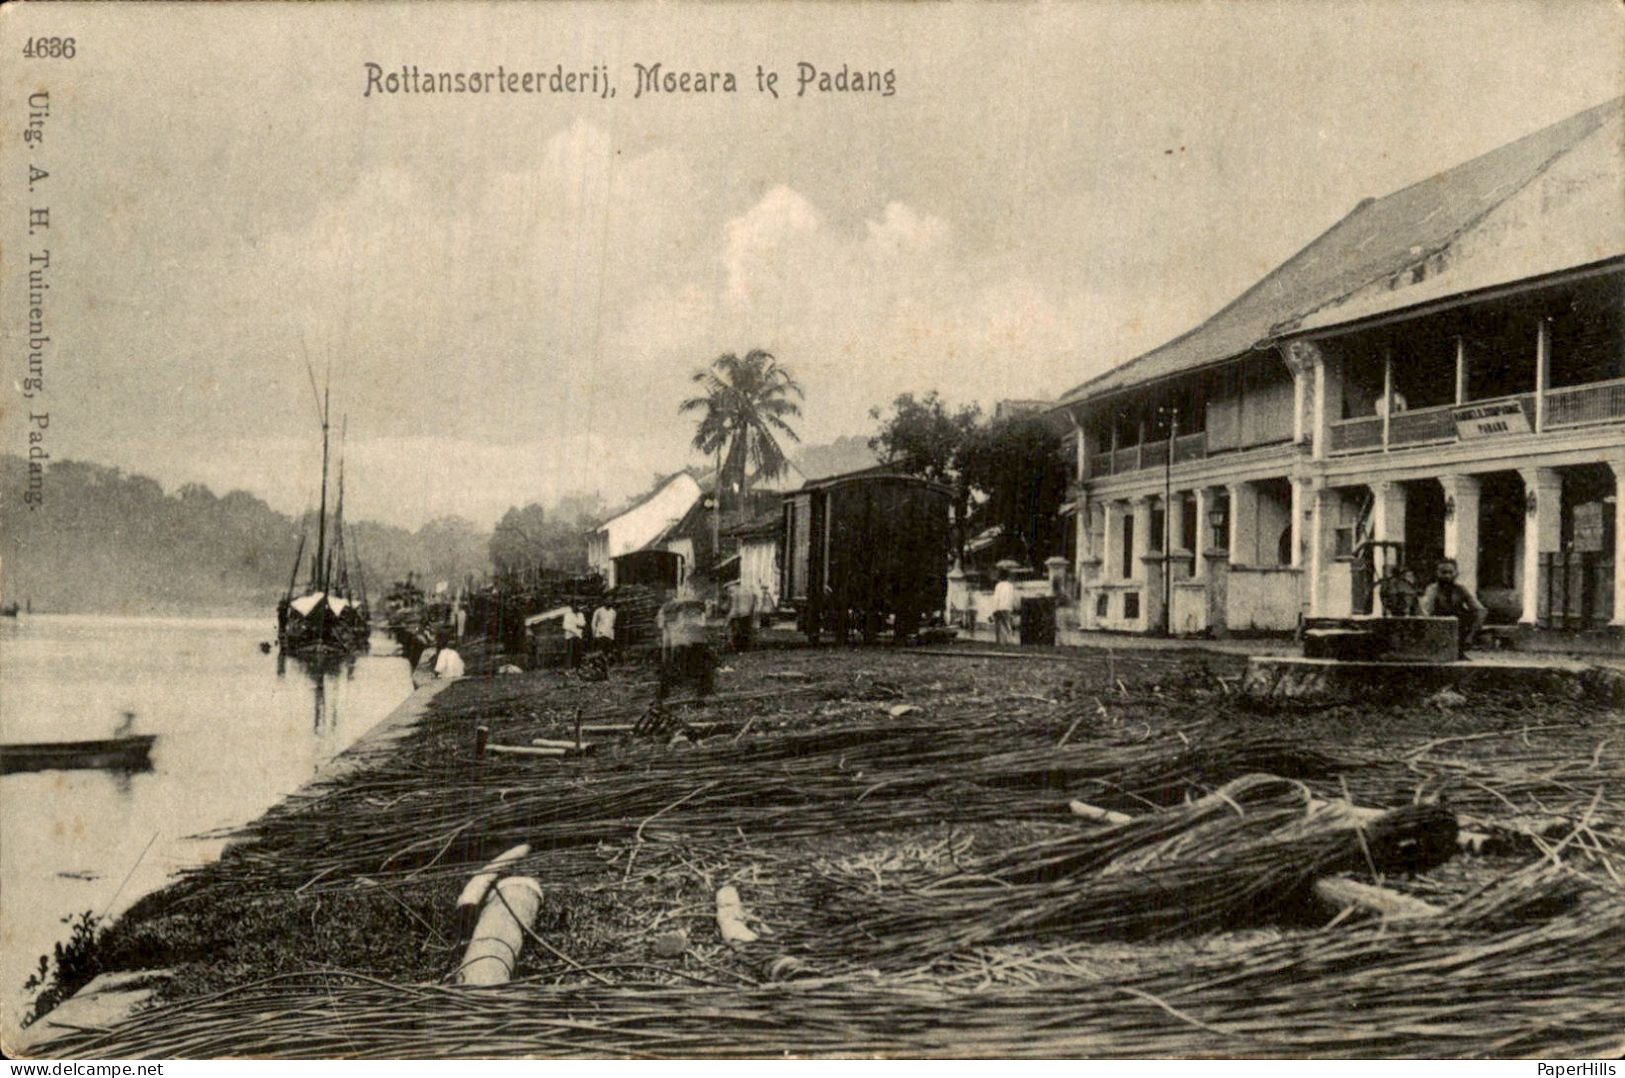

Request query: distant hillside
[
  {"left": 793, "top": 435, "right": 880, "bottom": 480},
  {"left": 0, "top": 456, "right": 490, "bottom": 616}
]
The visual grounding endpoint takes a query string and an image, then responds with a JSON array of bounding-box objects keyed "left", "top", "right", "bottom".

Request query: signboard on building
[{"left": 1452, "top": 400, "right": 1530, "bottom": 439}]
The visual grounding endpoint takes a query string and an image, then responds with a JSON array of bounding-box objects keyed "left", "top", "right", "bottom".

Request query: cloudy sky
[{"left": 4, "top": 1, "right": 1619, "bottom": 527}]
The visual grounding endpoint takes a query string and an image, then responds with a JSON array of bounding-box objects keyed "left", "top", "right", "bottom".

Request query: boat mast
[
  {"left": 332, "top": 416, "right": 349, "bottom": 598},
  {"left": 314, "top": 381, "right": 331, "bottom": 594}
]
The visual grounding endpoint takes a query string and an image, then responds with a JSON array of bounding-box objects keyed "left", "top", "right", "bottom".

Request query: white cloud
[
  {"left": 864, "top": 202, "right": 949, "bottom": 260},
  {"left": 609, "top": 187, "right": 1097, "bottom": 447},
  {"left": 722, "top": 185, "right": 824, "bottom": 306}
]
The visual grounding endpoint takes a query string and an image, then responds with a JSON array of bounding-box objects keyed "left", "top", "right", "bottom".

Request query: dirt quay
[{"left": 50, "top": 639, "right": 1623, "bottom": 1016}]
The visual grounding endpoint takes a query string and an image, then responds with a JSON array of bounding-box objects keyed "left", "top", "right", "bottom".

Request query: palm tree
[{"left": 679, "top": 350, "right": 804, "bottom": 518}]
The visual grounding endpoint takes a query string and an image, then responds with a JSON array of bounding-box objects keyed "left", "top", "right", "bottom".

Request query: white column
[
  {"left": 1372, "top": 481, "right": 1407, "bottom": 544},
  {"left": 1519, "top": 467, "right": 1562, "bottom": 625},
  {"left": 1305, "top": 482, "right": 1330, "bottom": 616},
  {"left": 1192, "top": 487, "right": 1209, "bottom": 577},
  {"left": 1102, "top": 500, "right": 1122, "bottom": 581},
  {"left": 1454, "top": 336, "right": 1467, "bottom": 405},
  {"left": 1440, "top": 474, "right": 1483, "bottom": 597},
  {"left": 1307, "top": 344, "right": 1338, "bottom": 463},
  {"left": 1306, "top": 352, "right": 1319, "bottom": 458},
  {"left": 1284, "top": 342, "right": 1316, "bottom": 447},
  {"left": 1227, "top": 482, "right": 1258, "bottom": 566},
  {"left": 1073, "top": 411, "right": 1088, "bottom": 479},
  {"left": 1289, "top": 479, "right": 1307, "bottom": 568},
  {"left": 1292, "top": 366, "right": 1308, "bottom": 444},
  {"left": 1132, "top": 496, "right": 1153, "bottom": 583},
  {"left": 1535, "top": 317, "right": 1551, "bottom": 433},
  {"left": 1071, "top": 411, "right": 1089, "bottom": 586},
  {"left": 1609, "top": 458, "right": 1625, "bottom": 627}
]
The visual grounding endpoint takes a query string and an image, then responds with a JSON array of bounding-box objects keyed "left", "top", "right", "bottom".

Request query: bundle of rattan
[
  {"left": 199, "top": 718, "right": 1356, "bottom": 895},
  {"left": 33, "top": 868, "right": 1620, "bottom": 1059},
  {"left": 804, "top": 775, "right": 1459, "bottom": 961}
]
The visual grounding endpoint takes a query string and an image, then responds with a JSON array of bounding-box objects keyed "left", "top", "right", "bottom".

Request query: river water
[{"left": 0, "top": 614, "right": 414, "bottom": 1038}]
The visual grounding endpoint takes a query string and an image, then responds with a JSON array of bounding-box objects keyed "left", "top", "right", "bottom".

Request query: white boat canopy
[{"left": 289, "top": 592, "right": 351, "bottom": 618}]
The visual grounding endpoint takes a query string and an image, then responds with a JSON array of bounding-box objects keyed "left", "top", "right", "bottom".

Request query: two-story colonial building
[{"left": 1056, "top": 98, "right": 1623, "bottom": 645}]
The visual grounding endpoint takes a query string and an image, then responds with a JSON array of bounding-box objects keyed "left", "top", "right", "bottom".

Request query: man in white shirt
[
  {"left": 992, "top": 569, "right": 1018, "bottom": 645},
  {"left": 433, "top": 645, "right": 464, "bottom": 679},
  {"left": 591, "top": 603, "right": 617, "bottom": 658},
  {"left": 562, "top": 605, "right": 586, "bottom": 669}
]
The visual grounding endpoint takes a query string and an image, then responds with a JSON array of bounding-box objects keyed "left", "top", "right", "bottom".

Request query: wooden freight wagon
[{"left": 780, "top": 469, "right": 953, "bottom": 643}]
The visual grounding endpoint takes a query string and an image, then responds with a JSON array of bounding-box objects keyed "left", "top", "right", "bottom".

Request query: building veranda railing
[
  {"left": 1085, "top": 374, "right": 1624, "bottom": 472},
  {"left": 1547, "top": 377, "right": 1625, "bottom": 430},
  {"left": 1325, "top": 378, "right": 1625, "bottom": 456}
]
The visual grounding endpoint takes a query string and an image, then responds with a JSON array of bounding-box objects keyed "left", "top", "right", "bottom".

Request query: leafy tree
[
  {"left": 540, "top": 492, "right": 605, "bottom": 571},
  {"left": 870, "top": 392, "right": 983, "bottom": 558},
  {"left": 868, "top": 391, "right": 981, "bottom": 484},
  {"left": 957, "top": 414, "right": 1071, "bottom": 566},
  {"left": 488, "top": 495, "right": 606, "bottom": 578},
  {"left": 680, "top": 350, "right": 803, "bottom": 515},
  {"left": 414, "top": 515, "right": 489, "bottom": 585},
  {"left": 489, "top": 504, "right": 552, "bottom": 576}
]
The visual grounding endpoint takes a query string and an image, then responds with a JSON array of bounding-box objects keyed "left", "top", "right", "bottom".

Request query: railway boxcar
[{"left": 780, "top": 469, "right": 953, "bottom": 642}]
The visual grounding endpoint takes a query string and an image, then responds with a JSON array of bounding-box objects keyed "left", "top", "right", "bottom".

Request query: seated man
[{"left": 1418, "top": 558, "right": 1487, "bottom": 656}]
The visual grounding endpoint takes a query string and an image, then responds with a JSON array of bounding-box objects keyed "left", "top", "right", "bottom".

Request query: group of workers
[
  {"left": 514, "top": 582, "right": 772, "bottom": 708},
  {"left": 538, "top": 601, "right": 619, "bottom": 669}
]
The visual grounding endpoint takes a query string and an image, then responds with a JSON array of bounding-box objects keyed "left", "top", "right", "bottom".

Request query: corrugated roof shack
[
  {"left": 781, "top": 467, "right": 954, "bottom": 643},
  {"left": 1054, "top": 98, "right": 1624, "bottom": 648}
]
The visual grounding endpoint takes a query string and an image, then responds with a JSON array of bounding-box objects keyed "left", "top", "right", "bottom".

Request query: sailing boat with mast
[{"left": 277, "top": 373, "right": 372, "bottom": 658}]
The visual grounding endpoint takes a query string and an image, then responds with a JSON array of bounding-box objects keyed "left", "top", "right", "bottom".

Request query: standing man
[
  {"left": 656, "top": 585, "right": 716, "bottom": 704},
  {"left": 727, "top": 580, "right": 757, "bottom": 652},
  {"left": 992, "top": 568, "right": 1018, "bottom": 645},
  {"left": 562, "top": 604, "right": 586, "bottom": 669},
  {"left": 591, "top": 601, "right": 617, "bottom": 660},
  {"left": 1418, "top": 558, "right": 1487, "bottom": 657}
]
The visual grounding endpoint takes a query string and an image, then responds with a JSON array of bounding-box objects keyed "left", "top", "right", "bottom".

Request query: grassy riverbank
[{"left": 27, "top": 641, "right": 1625, "bottom": 1057}]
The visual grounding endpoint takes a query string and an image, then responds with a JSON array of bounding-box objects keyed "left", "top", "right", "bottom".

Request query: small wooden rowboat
[{"left": 1, "top": 735, "right": 157, "bottom": 776}]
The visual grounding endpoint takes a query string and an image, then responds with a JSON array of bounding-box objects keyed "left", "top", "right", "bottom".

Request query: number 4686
[{"left": 22, "top": 37, "right": 77, "bottom": 59}]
